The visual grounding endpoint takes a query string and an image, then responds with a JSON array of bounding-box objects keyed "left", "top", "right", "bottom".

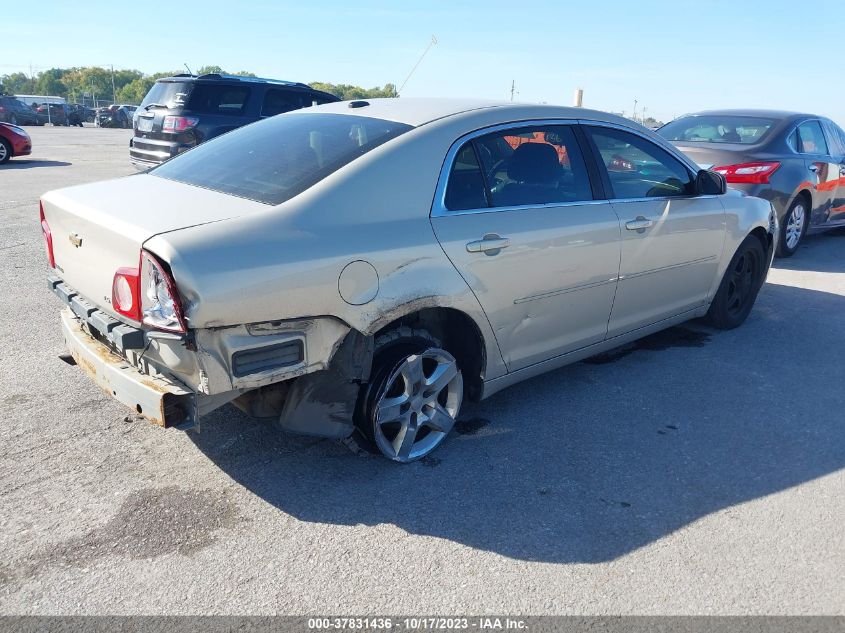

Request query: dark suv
[
  {"left": 129, "top": 73, "right": 339, "bottom": 167},
  {"left": 0, "top": 96, "right": 42, "bottom": 125}
]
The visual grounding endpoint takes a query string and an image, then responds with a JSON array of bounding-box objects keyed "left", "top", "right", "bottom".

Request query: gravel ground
[{"left": 0, "top": 125, "right": 843, "bottom": 615}]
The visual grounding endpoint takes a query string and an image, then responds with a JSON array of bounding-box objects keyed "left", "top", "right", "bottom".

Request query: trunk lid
[
  {"left": 669, "top": 141, "right": 756, "bottom": 170},
  {"left": 42, "top": 174, "right": 266, "bottom": 319}
]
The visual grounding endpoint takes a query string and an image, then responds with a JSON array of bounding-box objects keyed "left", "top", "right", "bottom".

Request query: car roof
[
  {"left": 159, "top": 73, "right": 310, "bottom": 88},
  {"left": 676, "top": 109, "right": 821, "bottom": 121},
  {"left": 307, "top": 97, "right": 635, "bottom": 128}
]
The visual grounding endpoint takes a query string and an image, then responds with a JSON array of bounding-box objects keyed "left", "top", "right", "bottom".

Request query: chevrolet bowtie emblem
[{"left": 69, "top": 233, "right": 82, "bottom": 248}]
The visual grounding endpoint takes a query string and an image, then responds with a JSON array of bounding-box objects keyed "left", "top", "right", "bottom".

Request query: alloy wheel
[
  {"left": 373, "top": 348, "right": 463, "bottom": 463},
  {"left": 0, "top": 142, "right": 8, "bottom": 162},
  {"left": 785, "top": 204, "right": 805, "bottom": 250}
]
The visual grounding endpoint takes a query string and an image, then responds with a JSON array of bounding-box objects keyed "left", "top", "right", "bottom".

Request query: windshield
[
  {"left": 658, "top": 115, "right": 776, "bottom": 145},
  {"left": 139, "top": 80, "right": 193, "bottom": 110},
  {"left": 151, "top": 112, "right": 413, "bottom": 205}
]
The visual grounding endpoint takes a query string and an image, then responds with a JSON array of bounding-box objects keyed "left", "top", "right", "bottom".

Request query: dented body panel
[{"left": 42, "top": 98, "right": 777, "bottom": 439}]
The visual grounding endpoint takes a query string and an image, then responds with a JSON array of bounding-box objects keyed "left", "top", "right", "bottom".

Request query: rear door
[
  {"left": 582, "top": 124, "right": 726, "bottom": 337},
  {"left": 431, "top": 123, "right": 621, "bottom": 371},
  {"left": 795, "top": 119, "right": 838, "bottom": 225},
  {"left": 821, "top": 119, "right": 845, "bottom": 223}
]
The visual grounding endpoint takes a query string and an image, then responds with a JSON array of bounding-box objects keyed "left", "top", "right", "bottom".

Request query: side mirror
[{"left": 695, "top": 169, "right": 727, "bottom": 195}]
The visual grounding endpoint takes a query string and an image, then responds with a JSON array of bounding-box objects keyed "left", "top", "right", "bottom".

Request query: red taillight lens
[
  {"left": 712, "top": 161, "right": 781, "bottom": 185},
  {"left": 112, "top": 267, "right": 141, "bottom": 322},
  {"left": 140, "top": 251, "right": 187, "bottom": 333},
  {"left": 162, "top": 115, "right": 199, "bottom": 133},
  {"left": 39, "top": 201, "right": 55, "bottom": 268}
]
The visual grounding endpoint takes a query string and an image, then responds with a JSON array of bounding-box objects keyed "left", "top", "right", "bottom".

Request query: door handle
[
  {"left": 625, "top": 216, "right": 654, "bottom": 232},
  {"left": 808, "top": 164, "right": 819, "bottom": 173},
  {"left": 839, "top": 164, "right": 845, "bottom": 177},
  {"left": 466, "top": 234, "right": 510, "bottom": 255}
]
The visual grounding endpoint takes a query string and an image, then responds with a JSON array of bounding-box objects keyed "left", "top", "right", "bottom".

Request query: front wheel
[
  {"left": 0, "top": 138, "right": 11, "bottom": 164},
  {"left": 777, "top": 197, "right": 808, "bottom": 257},
  {"left": 705, "top": 235, "right": 766, "bottom": 330},
  {"left": 355, "top": 327, "right": 463, "bottom": 463}
]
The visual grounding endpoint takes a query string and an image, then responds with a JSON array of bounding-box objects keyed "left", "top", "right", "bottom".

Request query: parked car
[
  {"left": 36, "top": 103, "right": 74, "bottom": 126},
  {"left": 129, "top": 72, "right": 339, "bottom": 167},
  {"left": 68, "top": 104, "right": 93, "bottom": 125},
  {"left": 658, "top": 110, "right": 845, "bottom": 257},
  {"left": 41, "top": 99, "right": 777, "bottom": 462},
  {"left": 97, "top": 104, "right": 131, "bottom": 128},
  {"left": 0, "top": 122, "right": 32, "bottom": 164},
  {"left": 0, "top": 96, "right": 43, "bottom": 125}
]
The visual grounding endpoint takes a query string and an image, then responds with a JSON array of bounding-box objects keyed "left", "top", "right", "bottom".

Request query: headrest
[{"left": 508, "top": 143, "right": 560, "bottom": 184}]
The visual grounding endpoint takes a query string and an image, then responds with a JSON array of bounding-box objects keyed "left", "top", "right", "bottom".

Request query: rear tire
[
  {"left": 776, "top": 197, "right": 808, "bottom": 257},
  {"left": 0, "top": 138, "right": 11, "bottom": 164},
  {"left": 705, "top": 235, "right": 766, "bottom": 330},
  {"left": 354, "top": 327, "right": 463, "bottom": 463}
]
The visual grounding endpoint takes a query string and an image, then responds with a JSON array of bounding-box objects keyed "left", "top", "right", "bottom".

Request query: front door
[
  {"left": 583, "top": 125, "right": 726, "bottom": 337},
  {"left": 431, "top": 123, "right": 621, "bottom": 371}
]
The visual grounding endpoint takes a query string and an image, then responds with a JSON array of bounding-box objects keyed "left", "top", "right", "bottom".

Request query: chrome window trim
[{"left": 430, "top": 117, "right": 710, "bottom": 218}]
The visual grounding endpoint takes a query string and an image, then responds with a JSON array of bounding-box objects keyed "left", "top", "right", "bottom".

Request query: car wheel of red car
[{"left": 0, "top": 138, "right": 12, "bottom": 164}]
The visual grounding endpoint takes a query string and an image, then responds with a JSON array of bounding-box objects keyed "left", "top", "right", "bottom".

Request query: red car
[{"left": 0, "top": 122, "right": 32, "bottom": 164}]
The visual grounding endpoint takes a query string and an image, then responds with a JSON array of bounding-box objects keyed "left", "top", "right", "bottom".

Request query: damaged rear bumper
[{"left": 60, "top": 308, "right": 196, "bottom": 428}]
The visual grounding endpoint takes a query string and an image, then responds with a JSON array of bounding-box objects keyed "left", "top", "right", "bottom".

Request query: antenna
[
  {"left": 184, "top": 63, "right": 193, "bottom": 75},
  {"left": 397, "top": 35, "right": 438, "bottom": 95}
]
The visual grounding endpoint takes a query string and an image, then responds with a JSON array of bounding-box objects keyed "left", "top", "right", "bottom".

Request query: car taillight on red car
[
  {"left": 39, "top": 202, "right": 55, "bottom": 268},
  {"left": 111, "top": 251, "right": 187, "bottom": 332},
  {"left": 162, "top": 115, "right": 199, "bottom": 133},
  {"left": 712, "top": 161, "right": 781, "bottom": 185}
]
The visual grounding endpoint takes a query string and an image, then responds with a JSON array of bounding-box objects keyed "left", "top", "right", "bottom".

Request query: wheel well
[
  {"left": 749, "top": 226, "right": 771, "bottom": 256},
  {"left": 374, "top": 308, "right": 486, "bottom": 401}
]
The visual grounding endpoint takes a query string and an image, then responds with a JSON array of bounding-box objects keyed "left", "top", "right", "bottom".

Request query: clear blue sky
[{"left": 2, "top": 0, "right": 844, "bottom": 126}]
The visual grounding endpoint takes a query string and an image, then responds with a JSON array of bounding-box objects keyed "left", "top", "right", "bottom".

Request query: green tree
[
  {"left": 34, "top": 68, "right": 68, "bottom": 97},
  {"left": 0, "top": 72, "right": 34, "bottom": 95},
  {"left": 196, "top": 65, "right": 225, "bottom": 75},
  {"left": 309, "top": 82, "right": 397, "bottom": 99}
]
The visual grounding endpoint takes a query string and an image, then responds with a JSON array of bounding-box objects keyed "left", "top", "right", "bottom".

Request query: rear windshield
[
  {"left": 139, "top": 80, "right": 193, "bottom": 110},
  {"left": 151, "top": 112, "right": 413, "bottom": 205},
  {"left": 658, "top": 115, "right": 776, "bottom": 145}
]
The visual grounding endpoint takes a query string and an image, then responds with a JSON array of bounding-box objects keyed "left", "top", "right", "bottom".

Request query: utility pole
[
  {"left": 641, "top": 106, "right": 648, "bottom": 126},
  {"left": 510, "top": 80, "right": 516, "bottom": 101},
  {"left": 110, "top": 64, "right": 116, "bottom": 103},
  {"left": 633, "top": 99, "right": 638, "bottom": 123}
]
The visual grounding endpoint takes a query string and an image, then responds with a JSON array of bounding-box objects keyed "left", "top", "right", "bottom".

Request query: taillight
[
  {"left": 39, "top": 201, "right": 55, "bottom": 268},
  {"left": 162, "top": 115, "right": 199, "bottom": 133},
  {"left": 140, "top": 251, "right": 186, "bottom": 333},
  {"left": 112, "top": 267, "right": 141, "bottom": 322},
  {"left": 110, "top": 252, "right": 187, "bottom": 332},
  {"left": 712, "top": 161, "right": 781, "bottom": 185}
]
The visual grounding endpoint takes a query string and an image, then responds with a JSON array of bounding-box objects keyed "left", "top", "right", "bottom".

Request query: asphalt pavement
[{"left": 0, "top": 126, "right": 843, "bottom": 614}]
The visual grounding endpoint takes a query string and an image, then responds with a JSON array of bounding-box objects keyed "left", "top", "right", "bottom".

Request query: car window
[
  {"left": 821, "top": 120, "right": 845, "bottom": 157},
  {"left": 658, "top": 115, "right": 775, "bottom": 144},
  {"left": 262, "top": 89, "right": 307, "bottom": 117},
  {"left": 445, "top": 144, "right": 488, "bottom": 211},
  {"left": 186, "top": 85, "right": 250, "bottom": 116},
  {"left": 796, "top": 121, "right": 829, "bottom": 155},
  {"left": 587, "top": 127, "right": 693, "bottom": 199},
  {"left": 152, "top": 112, "right": 412, "bottom": 205},
  {"left": 446, "top": 125, "right": 592, "bottom": 210},
  {"left": 139, "top": 80, "right": 192, "bottom": 110}
]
